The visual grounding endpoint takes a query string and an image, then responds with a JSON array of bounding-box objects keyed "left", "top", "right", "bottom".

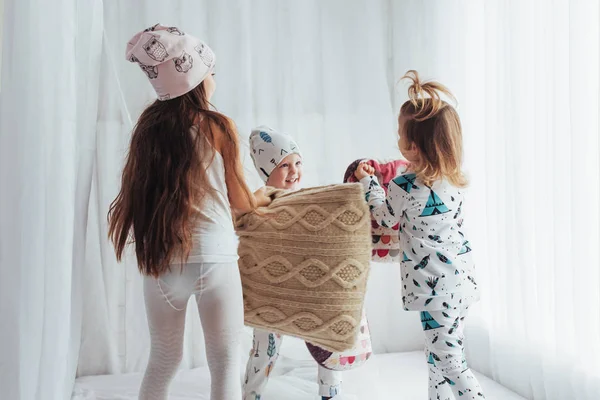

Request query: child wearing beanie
[{"left": 243, "top": 126, "right": 343, "bottom": 400}]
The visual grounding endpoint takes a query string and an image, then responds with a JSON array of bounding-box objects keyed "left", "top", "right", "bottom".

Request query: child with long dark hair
[{"left": 108, "top": 24, "right": 271, "bottom": 400}]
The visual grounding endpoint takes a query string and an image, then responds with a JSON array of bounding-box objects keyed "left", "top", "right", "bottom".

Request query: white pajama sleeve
[{"left": 359, "top": 176, "right": 404, "bottom": 228}]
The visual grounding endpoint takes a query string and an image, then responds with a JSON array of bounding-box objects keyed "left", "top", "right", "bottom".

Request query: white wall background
[{"left": 1, "top": 1, "right": 599, "bottom": 400}]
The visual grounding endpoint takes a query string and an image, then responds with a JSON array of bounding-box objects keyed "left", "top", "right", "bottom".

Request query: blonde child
[
  {"left": 355, "top": 71, "right": 485, "bottom": 400},
  {"left": 243, "top": 126, "right": 343, "bottom": 400},
  {"left": 108, "top": 24, "right": 270, "bottom": 400}
]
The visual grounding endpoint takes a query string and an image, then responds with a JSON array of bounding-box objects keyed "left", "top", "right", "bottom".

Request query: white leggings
[{"left": 139, "top": 262, "right": 244, "bottom": 400}]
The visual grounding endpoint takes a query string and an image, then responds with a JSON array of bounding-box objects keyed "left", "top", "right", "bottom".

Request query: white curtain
[
  {"left": 0, "top": 0, "right": 103, "bottom": 399},
  {"left": 1, "top": 1, "right": 599, "bottom": 400},
  {"left": 459, "top": 2, "right": 600, "bottom": 400}
]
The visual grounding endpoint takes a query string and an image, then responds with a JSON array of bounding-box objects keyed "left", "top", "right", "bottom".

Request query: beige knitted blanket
[{"left": 236, "top": 183, "right": 372, "bottom": 352}]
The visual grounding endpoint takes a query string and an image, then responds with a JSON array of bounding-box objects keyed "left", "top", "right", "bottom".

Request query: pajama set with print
[
  {"left": 360, "top": 171, "right": 485, "bottom": 400},
  {"left": 243, "top": 329, "right": 342, "bottom": 399}
]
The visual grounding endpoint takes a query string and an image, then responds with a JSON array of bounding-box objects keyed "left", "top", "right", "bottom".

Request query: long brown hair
[
  {"left": 399, "top": 70, "right": 467, "bottom": 188},
  {"left": 108, "top": 82, "right": 255, "bottom": 277}
]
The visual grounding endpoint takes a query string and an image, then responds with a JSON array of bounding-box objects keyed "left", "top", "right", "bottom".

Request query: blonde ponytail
[
  {"left": 398, "top": 70, "right": 467, "bottom": 188},
  {"left": 402, "top": 70, "right": 457, "bottom": 121}
]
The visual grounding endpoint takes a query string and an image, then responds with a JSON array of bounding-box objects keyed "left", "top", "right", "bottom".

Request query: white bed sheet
[{"left": 72, "top": 351, "right": 525, "bottom": 400}]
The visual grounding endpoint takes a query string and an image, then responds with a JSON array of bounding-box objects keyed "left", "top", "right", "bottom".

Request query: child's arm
[
  {"left": 355, "top": 163, "right": 404, "bottom": 228},
  {"left": 212, "top": 118, "right": 271, "bottom": 213}
]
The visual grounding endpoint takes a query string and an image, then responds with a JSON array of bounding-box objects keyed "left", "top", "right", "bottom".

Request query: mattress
[{"left": 72, "top": 351, "right": 526, "bottom": 400}]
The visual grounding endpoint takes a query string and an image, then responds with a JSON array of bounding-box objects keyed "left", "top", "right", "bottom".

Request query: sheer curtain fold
[
  {"left": 463, "top": 2, "right": 600, "bottom": 400},
  {"left": 0, "top": 0, "right": 104, "bottom": 399},
  {"left": 1, "top": 1, "right": 599, "bottom": 399}
]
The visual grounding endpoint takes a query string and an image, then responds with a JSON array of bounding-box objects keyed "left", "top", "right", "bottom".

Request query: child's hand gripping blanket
[
  {"left": 344, "top": 158, "right": 410, "bottom": 262},
  {"left": 235, "top": 183, "right": 372, "bottom": 352}
]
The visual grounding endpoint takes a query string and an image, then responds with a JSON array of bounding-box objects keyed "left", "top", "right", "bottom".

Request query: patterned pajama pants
[
  {"left": 421, "top": 305, "right": 485, "bottom": 400},
  {"left": 243, "top": 329, "right": 342, "bottom": 399}
]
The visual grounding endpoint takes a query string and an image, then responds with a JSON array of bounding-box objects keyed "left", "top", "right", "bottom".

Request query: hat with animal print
[
  {"left": 126, "top": 23, "right": 215, "bottom": 101},
  {"left": 249, "top": 126, "right": 302, "bottom": 182}
]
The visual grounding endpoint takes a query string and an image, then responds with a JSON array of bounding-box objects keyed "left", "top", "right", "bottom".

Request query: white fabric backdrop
[
  {"left": 0, "top": 0, "right": 101, "bottom": 399},
  {"left": 1, "top": 1, "right": 599, "bottom": 400},
  {"left": 459, "top": 3, "right": 600, "bottom": 399}
]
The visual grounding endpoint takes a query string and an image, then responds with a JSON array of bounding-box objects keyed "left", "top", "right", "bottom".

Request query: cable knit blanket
[{"left": 236, "top": 183, "right": 372, "bottom": 352}]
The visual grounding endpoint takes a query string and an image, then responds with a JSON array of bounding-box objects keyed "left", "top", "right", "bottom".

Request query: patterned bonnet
[
  {"left": 249, "top": 126, "right": 302, "bottom": 182},
  {"left": 125, "top": 24, "right": 215, "bottom": 100}
]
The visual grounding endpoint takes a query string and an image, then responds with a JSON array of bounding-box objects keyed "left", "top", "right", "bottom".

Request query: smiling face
[{"left": 266, "top": 153, "right": 303, "bottom": 190}]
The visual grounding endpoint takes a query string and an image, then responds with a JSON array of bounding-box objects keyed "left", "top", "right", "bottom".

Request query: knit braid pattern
[{"left": 236, "top": 184, "right": 372, "bottom": 352}]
